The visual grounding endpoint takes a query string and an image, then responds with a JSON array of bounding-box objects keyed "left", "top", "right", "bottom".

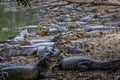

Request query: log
[{"left": 62, "top": 0, "right": 120, "bottom": 6}]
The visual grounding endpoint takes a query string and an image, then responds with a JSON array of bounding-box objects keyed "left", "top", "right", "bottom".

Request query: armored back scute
[{"left": 52, "top": 56, "right": 120, "bottom": 71}]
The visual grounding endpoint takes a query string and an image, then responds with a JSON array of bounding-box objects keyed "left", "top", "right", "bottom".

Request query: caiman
[
  {"left": 0, "top": 52, "right": 53, "bottom": 80},
  {"left": 52, "top": 56, "right": 120, "bottom": 72}
]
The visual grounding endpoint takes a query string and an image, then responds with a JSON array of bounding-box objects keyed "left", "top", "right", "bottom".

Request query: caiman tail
[{"left": 91, "top": 59, "right": 120, "bottom": 71}]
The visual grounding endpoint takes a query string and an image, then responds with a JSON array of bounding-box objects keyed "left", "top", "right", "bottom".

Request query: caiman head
[{"left": 36, "top": 47, "right": 59, "bottom": 67}]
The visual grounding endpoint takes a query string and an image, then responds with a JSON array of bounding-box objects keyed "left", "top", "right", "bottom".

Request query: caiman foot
[
  {"left": 78, "top": 65, "right": 88, "bottom": 72},
  {"left": 0, "top": 56, "right": 4, "bottom": 61},
  {"left": 39, "top": 72, "right": 47, "bottom": 79},
  {"left": 51, "top": 64, "right": 59, "bottom": 72},
  {"left": 0, "top": 71, "right": 8, "bottom": 80},
  {"left": 78, "top": 61, "right": 92, "bottom": 72}
]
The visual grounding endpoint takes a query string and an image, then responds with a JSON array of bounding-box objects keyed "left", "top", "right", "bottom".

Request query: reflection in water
[{"left": 0, "top": 1, "right": 38, "bottom": 42}]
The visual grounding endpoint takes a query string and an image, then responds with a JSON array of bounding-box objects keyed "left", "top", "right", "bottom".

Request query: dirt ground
[
  {"left": 46, "top": 32, "right": 120, "bottom": 80},
  {"left": 1, "top": 0, "right": 120, "bottom": 80},
  {"left": 8, "top": 32, "right": 120, "bottom": 80}
]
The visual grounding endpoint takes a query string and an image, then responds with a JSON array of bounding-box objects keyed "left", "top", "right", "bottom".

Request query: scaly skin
[
  {"left": 72, "top": 27, "right": 120, "bottom": 38},
  {"left": 52, "top": 56, "right": 120, "bottom": 72},
  {"left": 0, "top": 52, "right": 52, "bottom": 80},
  {"left": 0, "top": 56, "right": 4, "bottom": 61},
  {"left": 1, "top": 66, "right": 39, "bottom": 80},
  {"left": 86, "top": 27, "right": 120, "bottom": 37},
  {"left": 50, "top": 32, "right": 62, "bottom": 42},
  {"left": 0, "top": 44, "right": 60, "bottom": 58}
]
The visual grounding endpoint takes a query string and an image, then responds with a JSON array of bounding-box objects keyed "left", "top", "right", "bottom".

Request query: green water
[
  {"left": 0, "top": 4, "right": 37, "bottom": 42},
  {"left": 0, "top": 30, "right": 19, "bottom": 41}
]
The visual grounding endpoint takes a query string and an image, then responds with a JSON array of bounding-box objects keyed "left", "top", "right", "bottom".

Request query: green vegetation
[
  {"left": 16, "top": 0, "right": 30, "bottom": 7},
  {"left": 0, "top": 4, "right": 37, "bottom": 42},
  {"left": 0, "top": 30, "right": 19, "bottom": 42}
]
